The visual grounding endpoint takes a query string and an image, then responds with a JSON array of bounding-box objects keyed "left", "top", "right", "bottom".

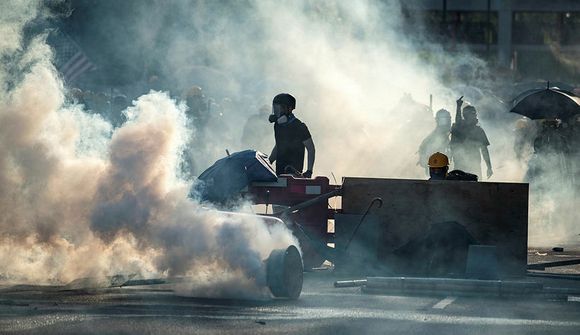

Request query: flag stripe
[
  {"left": 61, "top": 51, "right": 95, "bottom": 82},
  {"left": 67, "top": 61, "right": 95, "bottom": 82},
  {"left": 49, "top": 31, "right": 96, "bottom": 83}
]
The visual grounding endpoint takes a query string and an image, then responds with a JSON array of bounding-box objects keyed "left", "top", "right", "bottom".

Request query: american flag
[{"left": 48, "top": 30, "right": 97, "bottom": 83}]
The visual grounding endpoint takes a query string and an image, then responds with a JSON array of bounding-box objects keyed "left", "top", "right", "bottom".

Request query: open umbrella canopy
[
  {"left": 510, "top": 87, "right": 580, "bottom": 120},
  {"left": 191, "top": 150, "right": 277, "bottom": 203}
]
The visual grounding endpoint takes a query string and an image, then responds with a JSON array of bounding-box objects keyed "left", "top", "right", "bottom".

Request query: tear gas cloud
[
  {"left": 130, "top": 0, "right": 512, "bottom": 179},
  {"left": 0, "top": 0, "right": 577, "bottom": 291},
  {"left": 0, "top": 0, "right": 297, "bottom": 298},
  {"left": 125, "top": 0, "right": 574, "bottom": 247}
]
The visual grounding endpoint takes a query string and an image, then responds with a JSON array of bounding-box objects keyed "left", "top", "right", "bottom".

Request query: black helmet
[
  {"left": 462, "top": 105, "right": 477, "bottom": 115},
  {"left": 273, "top": 93, "right": 296, "bottom": 109}
]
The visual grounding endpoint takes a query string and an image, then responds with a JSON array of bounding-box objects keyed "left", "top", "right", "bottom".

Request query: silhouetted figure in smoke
[
  {"left": 88, "top": 92, "right": 110, "bottom": 116},
  {"left": 388, "top": 93, "right": 432, "bottom": 173},
  {"left": 566, "top": 115, "right": 580, "bottom": 190},
  {"left": 532, "top": 120, "right": 569, "bottom": 158},
  {"left": 513, "top": 118, "right": 537, "bottom": 162},
  {"left": 242, "top": 104, "right": 272, "bottom": 153},
  {"left": 427, "top": 152, "right": 477, "bottom": 181},
  {"left": 418, "top": 109, "right": 451, "bottom": 175},
  {"left": 392, "top": 93, "right": 433, "bottom": 137},
  {"left": 82, "top": 90, "right": 95, "bottom": 112},
  {"left": 183, "top": 86, "right": 209, "bottom": 129},
  {"left": 526, "top": 119, "right": 574, "bottom": 231},
  {"left": 110, "top": 95, "right": 128, "bottom": 127},
  {"left": 450, "top": 97, "right": 493, "bottom": 180},
  {"left": 526, "top": 119, "right": 570, "bottom": 187},
  {"left": 67, "top": 88, "right": 85, "bottom": 105},
  {"left": 268, "top": 93, "right": 315, "bottom": 178},
  {"left": 204, "top": 97, "right": 235, "bottom": 147}
]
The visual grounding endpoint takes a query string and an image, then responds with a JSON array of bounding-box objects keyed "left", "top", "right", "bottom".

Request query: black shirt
[
  {"left": 450, "top": 122, "right": 490, "bottom": 177},
  {"left": 274, "top": 114, "right": 312, "bottom": 175}
]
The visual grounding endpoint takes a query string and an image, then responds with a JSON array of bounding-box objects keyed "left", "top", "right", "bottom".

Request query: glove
[{"left": 302, "top": 170, "right": 313, "bottom": 178}]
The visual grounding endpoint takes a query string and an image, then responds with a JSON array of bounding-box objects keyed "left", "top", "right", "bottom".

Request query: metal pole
[
  {"left": 442, "top": 0, "right": 447, "bottom": 34},
  {"left": 486, "top": 0, "right": 491, "bottom": 58},
  {"left": 498, "top": 0, "right": 513, "bottom": 67},
  {"left": 275, "top": 189, "right": 342, "bottom": 217}
]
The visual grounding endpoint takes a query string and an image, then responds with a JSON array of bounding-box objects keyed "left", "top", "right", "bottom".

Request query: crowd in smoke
[
  {"left": 63, "top": 84, "right": 274, "bottom": 180},
  {"left": 0, "top": 0, "right": 578, "bottom": 293}
]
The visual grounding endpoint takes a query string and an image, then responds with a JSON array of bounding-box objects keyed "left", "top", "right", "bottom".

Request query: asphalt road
[{"left": 1, "top": 272, "right": 580, "bottom": 335}]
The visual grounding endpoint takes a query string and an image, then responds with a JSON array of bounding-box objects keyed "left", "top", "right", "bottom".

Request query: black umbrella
[
  {"left": 190, "top": 150, "right": 277, "bottom": 203},
  {"left": 510, "top": 86, "right": 580, "bottom": 120}
]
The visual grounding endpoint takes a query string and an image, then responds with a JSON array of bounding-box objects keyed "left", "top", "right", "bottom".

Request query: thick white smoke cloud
[
  {"left": 1, "top": 0, "right": 577, "bottom": 292},
  {"left": 0, "top": 0, "right": 297, "bottom": 299},
  {"left": 151, "top": 0, "right": 497, "bottom": 179},
  {"left": 146, "top": 0, "right": 575, "bottom": 247}
]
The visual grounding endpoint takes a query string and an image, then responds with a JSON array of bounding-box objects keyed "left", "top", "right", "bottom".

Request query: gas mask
[
  {"left": 269, "top": 104, "right": 289, "bottom": 124},
  {"left": 269, "top": 114, "right": 289, "bottom": 123},
  {"left": 463, "top": 107, "right": 478, "bottom": 126},
  {"left": 277, "top": 115, "right": 289, "bottom": 123}
]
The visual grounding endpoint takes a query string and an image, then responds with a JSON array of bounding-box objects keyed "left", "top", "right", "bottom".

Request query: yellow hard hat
[{"left": 428, "top": 152, "right": 449, "bottom": 168}]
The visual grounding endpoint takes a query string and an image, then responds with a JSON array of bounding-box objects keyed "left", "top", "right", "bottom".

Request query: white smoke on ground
[{"left": 0, "top": 1, "right": 297, "bottom": 299}]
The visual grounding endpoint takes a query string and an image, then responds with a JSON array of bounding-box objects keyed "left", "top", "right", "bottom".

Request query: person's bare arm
[
  {"left": 269, "top": 145, "right": 277, "bottom": 164},
  {"left": 481, "top": 146, "right": 493, "bottom": 179},
  {"left": 303, "top": 138, "right": 315, "bottom": 177},
  {"left": 455, "top": 96, "right": 464, "bottom": 123}
]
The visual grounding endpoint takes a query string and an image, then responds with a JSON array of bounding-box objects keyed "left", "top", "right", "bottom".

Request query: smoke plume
[
  {"left": 125, "top": 0, "right": 574, "bottom": 246},
  {"left": 0, "top": 0, "right": 297, "bottom": 299},
  {"left": 1, "top": 0, "right": 578, "bottom": 292}
]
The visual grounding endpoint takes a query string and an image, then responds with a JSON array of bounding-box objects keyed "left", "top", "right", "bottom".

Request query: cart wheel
[{"left": 266, "top": 245, "right": 303, "bottom": 299}]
